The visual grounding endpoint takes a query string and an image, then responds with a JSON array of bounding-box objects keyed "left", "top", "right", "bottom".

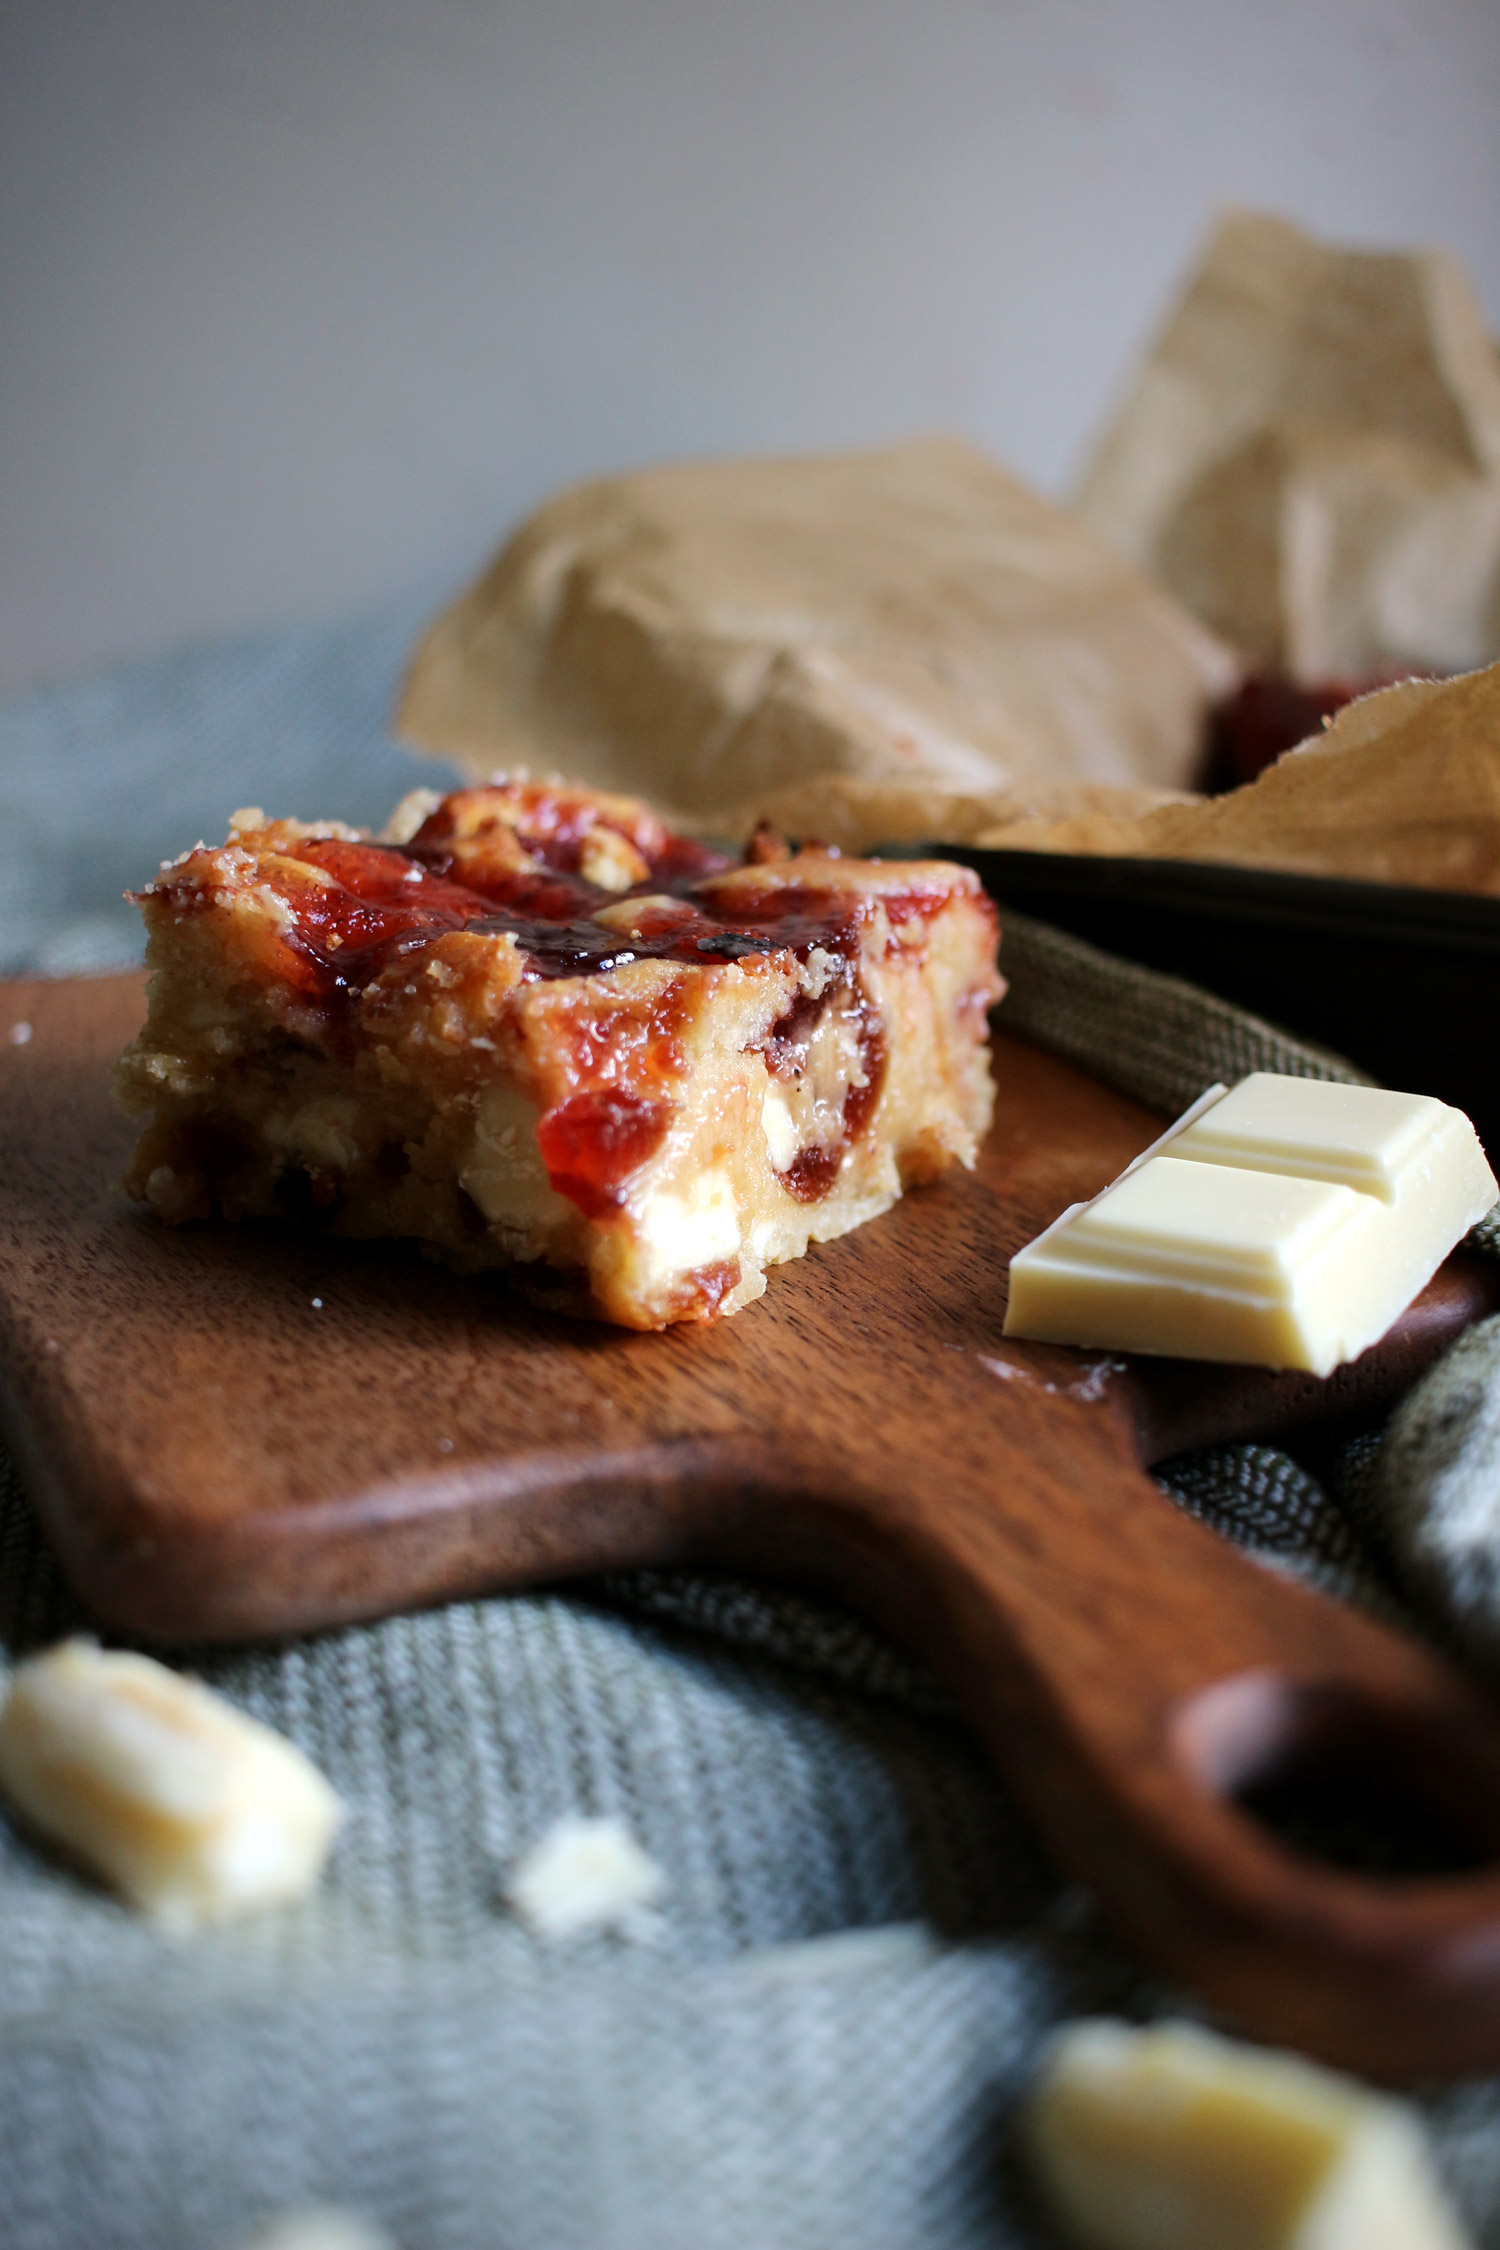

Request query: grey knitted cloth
[{"left": 3, "top": 615, "right": 1500, "bottom": 2250}]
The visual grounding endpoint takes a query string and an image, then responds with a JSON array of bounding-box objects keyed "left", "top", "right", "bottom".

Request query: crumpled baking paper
[
  {"left": 1076, "top": 208, "right": 1500, "bottom": 682},
  {"left": 395, "top": 435, "right": 1235, "bottom": 847}
]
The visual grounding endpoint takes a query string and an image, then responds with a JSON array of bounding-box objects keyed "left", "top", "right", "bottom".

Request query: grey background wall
[{"left": 2, "top": 0, "right": 1498, "bottom": 697}]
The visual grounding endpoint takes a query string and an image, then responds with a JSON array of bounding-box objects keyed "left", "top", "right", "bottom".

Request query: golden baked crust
[{"left": 117, "top": 781, "right": 1003, "bottom": 1329}]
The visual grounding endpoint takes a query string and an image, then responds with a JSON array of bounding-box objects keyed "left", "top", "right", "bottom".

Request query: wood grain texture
[{"left": 5, "top": 969, "right": 1500, "bottom": 2079}]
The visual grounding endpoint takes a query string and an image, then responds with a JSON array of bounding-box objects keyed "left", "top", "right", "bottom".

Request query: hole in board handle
[{"left": 1172, "top": 1672, "right": 1500, "bottom": 1880}]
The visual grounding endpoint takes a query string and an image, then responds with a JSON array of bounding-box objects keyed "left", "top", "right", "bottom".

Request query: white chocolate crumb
[
  {"left": 506, "top": 1815, "right": 665, "bottom": 1938},
  {"left": 0, "top": 1639, "right": 343, "bottom": 1928}
]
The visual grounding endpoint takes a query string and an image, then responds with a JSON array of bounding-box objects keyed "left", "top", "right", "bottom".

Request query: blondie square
[{"left": 118, "top": 782, "right": 1002, "bottom": 1329}]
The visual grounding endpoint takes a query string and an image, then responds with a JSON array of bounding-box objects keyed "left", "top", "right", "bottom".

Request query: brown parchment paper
[
  {"left": 396, "top": 436, "right": 1236, "bottom": 845},
  {"left": 1076, "top": 210, "right": 1500, "bottom": 682},
  {"left": 982, "top": 663, "right": 1500, "bottom": 895},
  {"left": 711, "top": 774, "right": 1196, "bottom": 855}
]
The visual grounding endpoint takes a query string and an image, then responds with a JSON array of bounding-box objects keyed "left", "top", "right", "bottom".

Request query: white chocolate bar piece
[
  {"left": 1169, "top": 1077, "right": 1487, "bottom": 1208},
  {"left": 1024, "top": 2018, "right": 1472, "bottom": 2250},
  {"left": 0, "top": 1639, "right": 343, "bottom": 1927},
  {"left": 1004, "top": 1075, "right": 1497, "bottom": 1376}
]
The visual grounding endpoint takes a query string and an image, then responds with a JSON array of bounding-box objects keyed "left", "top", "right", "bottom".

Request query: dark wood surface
[{"left": 6, "top": 970, "right": 1500, "bottom": 2079}]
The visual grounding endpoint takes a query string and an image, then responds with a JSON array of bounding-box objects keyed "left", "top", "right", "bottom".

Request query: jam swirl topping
[
  {"left": 245, "top": 808, "right": 870, "bottom": 1017},
  {"left": 148, "top": 786, "right": 968, "bottom": 1214}
]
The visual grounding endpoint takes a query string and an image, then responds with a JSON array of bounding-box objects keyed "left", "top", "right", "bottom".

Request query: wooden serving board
[{"left": 6, "top": 971, "right": 1500, "bottom": 2080}]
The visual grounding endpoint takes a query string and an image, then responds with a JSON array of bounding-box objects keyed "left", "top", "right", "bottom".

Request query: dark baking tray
[{"left": 952, "top": 849, "right": 1500, "bottom": 1152}]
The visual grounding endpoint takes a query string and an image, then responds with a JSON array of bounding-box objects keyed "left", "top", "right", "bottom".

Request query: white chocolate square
[
  {"left": 1004, "top": 1076, "right": 1497, "bottom": 1376},
  {"left": 1171, "top": 1076, "right": 1471, "bottom": 1206}
]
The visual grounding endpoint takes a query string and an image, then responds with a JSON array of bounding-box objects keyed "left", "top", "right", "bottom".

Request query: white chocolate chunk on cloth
[
  {"left": 506, "top": 1814, "right": 666, "bottom": 1938},
  {"left": 0, "top": 1639, "right": 343, "bottom": 1927},
  {"left": 226, "top": 2210, "right": 396, "bottom": 2250},
  {"left": 1024, "top": 2018, "right": 1473, "bottom": 2250}
]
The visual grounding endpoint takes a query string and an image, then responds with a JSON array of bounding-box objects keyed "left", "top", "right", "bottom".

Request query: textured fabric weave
[
  {"left": 1367, "top": 1315, "right": 1500, "bottom": 1674},
  {"left": 3, "top": 617, "right": 1500, "bottom": 2249}
]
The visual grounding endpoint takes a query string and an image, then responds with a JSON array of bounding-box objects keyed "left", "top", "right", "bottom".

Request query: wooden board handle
[{"left": 694, "top": 1355, "right": 1500, "bottom": 2081}]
